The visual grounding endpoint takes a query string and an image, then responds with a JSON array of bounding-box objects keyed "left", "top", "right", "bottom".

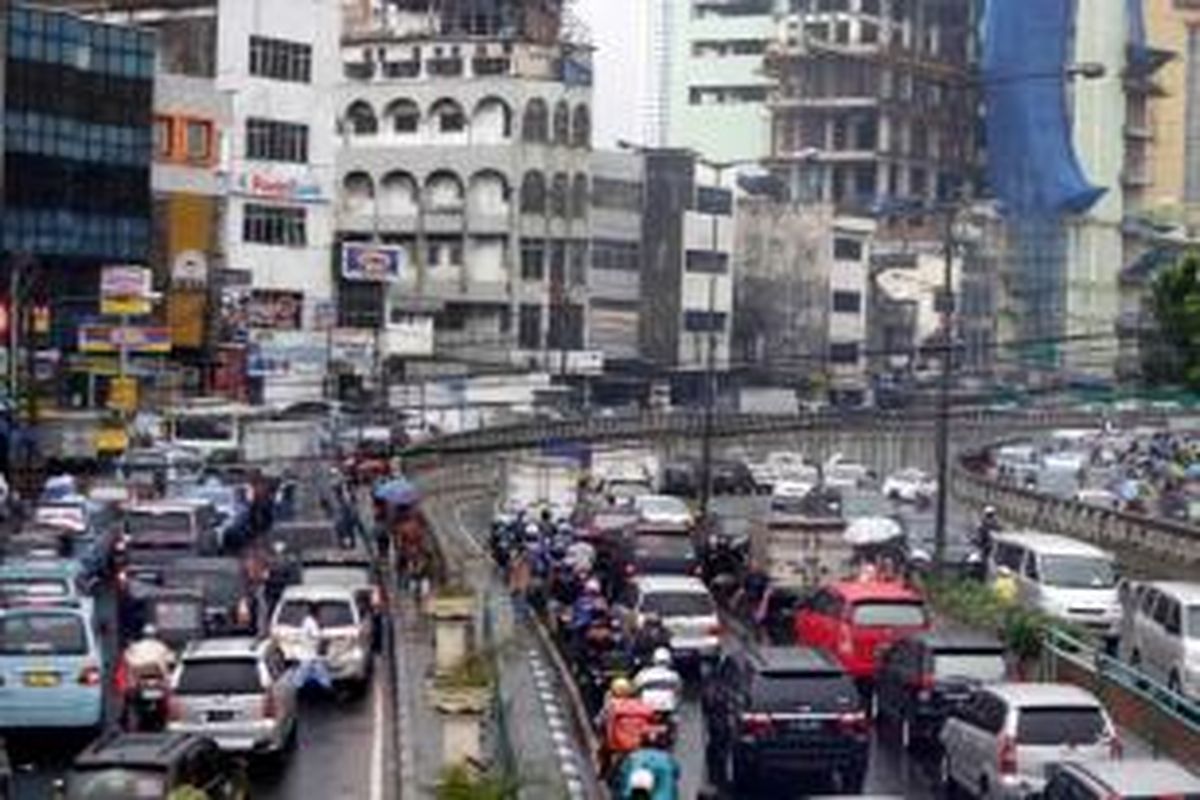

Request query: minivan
[{"left": 1119, "top": 580, "right": 1200, "bottom": 699}]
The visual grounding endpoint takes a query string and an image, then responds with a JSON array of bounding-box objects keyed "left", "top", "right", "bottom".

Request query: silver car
[
  {"left": 939, "top": 683, "right": 1120, "bottom": 799},
  {"left": 168, "top": 637, "right": 298, "bottom": 757}
]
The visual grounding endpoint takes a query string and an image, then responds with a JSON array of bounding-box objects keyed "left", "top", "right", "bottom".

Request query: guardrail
[{"left": 1041, "top": 627, "right": 1200, "bottom": 764}]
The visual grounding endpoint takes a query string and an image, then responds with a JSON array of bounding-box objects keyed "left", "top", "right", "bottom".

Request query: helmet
[
  {"left": 611, "top": 677, "right": 633, "bottom": 698},
  {"left": 629, "top": 768, "right": 655, "bottom": 791},
  {"left": 652, "top": 647, "right": 672, "bottom": 668},
  {"left": 983, "top": 505, "right": 997, "bottom": 517},
  {"left": 141, "top": 624, "right": 158, "bottom": 639},
  {"left": 525, "top": 523, "right": 540, "bottom": 537},
  {"left": 585, "top": 578, "right": 602, "bottom": 594}
]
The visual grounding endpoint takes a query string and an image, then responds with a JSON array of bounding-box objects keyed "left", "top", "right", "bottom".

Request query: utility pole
[
  {"left": 698, "top": 269, "right": 718, "bottom": 520},
  {"left": 933, "top": 207, "right": 956, "bottom": 569}
]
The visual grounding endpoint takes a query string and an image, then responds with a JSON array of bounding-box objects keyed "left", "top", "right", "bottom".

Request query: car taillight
[
  {"left": 740, "top": 712, "right": 773, "bottom": 738},
  {"left": 78, "top": 663, "right": 102, "bottom": 687},
  {"left": 624, "top": 564, "right": 636, "bottom": 576},
  {"left": 117, "top": 569, "right": 128, "bottom": 588},
  {"left": 261, "top": 693, "right": 277, "bottom": 720},
  {"left": 998, "top": 734, "right": 1018, "bottom": 776},
  {"left": 708, "top": 622, "right": 723, "bottom": 636},
  {"left": 837, "top": 711, "right": 871, "bottom": 736}
]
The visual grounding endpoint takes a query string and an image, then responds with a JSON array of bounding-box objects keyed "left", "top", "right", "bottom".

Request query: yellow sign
[
  {"left": 108, "top": 377, "right": 138, "bottom": 412},
  {"left": 95, "top": 427, "right": 129, "bottom": 453},
  {"left": 100, "top": 296, "right": 153, "bottom": 316}
]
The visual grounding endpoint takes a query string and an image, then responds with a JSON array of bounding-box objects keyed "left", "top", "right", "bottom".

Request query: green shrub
[{"left": 436, "top": 765, "right": 522, "bottom": 800}]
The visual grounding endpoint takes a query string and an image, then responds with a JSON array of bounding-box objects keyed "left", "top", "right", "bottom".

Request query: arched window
[
  {"left": 550, "top": 172, "right": 569, "bottom": 218},
  {"left": 469, "top": 170, "right": 510, "bottom": 216},
  {"left": 522, "top": 98, "right": 549, "bottom": 143},
  {"left": 520, "top": 171, "right": 547, "bottom": 214},
  {"left": 553, "top": 100, "right": 570, "bottom": 144},
  {"left": 344, "top": 101, "right": 378, "bottom": 136},
  {"left": 430, "top": 98, "right": 466, "bottom": 135},
  {"left": 342, "top": 172, "right": 375, "bottom": 216},
  {"left": 384, "top": 99, "right": 420, "bottom": 134},
  {"left": 379, "top": 171, "right": 419, "bottom": 216},
  {"left": 570, "top": 174, "right": 589, "bottom": 219},
  {"left": 472, "top": 97, "right": 512, "bottom": 143},
  {"left": 571, "top": 104, "right": 591, "bottom": 148},
  {"left": 425, "top": 170, "right": 465, "bottom": 211}
]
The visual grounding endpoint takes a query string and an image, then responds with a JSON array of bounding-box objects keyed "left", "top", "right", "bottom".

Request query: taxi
[
  {"left": 0, "top": 599, "right": 105, "bottom": 731},
  {"left": 0, "top": 558, "right": 94, "bottom": 617}
]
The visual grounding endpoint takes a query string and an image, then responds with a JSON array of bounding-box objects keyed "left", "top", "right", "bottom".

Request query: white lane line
[{"left": 370, "top": 654, "right": 384, "bottom": 800}]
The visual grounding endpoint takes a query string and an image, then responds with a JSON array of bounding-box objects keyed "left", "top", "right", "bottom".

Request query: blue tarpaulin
[{"left": 983, "top": 0, "right": 1106, "bottom": 216}]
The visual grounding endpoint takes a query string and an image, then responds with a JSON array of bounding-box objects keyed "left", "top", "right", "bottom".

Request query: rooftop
[
  {"left": 993, "top": 531, "right": 1113, "bottom": 558},
  {"left": 1062, "top": 758, "right": 1200, "bottom": 793},
  {"left": 987, "top": 682, "right": 1102, "bottom": 707}
]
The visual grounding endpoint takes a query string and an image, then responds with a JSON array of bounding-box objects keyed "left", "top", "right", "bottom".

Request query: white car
[
  {"left": 1119, "top": 581, "right": 1200, "bottom": 699},
  {"left": 824, "top": 456, "right": 873, "bottom": 489},
  {"left": 270, "top": 585, "right": 373, "bottom": 689},
  {"left": 881, "top": 468, "right": 936, "bottom": 503},
  {"left": 939, "top": 683, "right": 1120, "bottom": 799},
  {"left": 632, "top": 494, "right": 693, "bottom": 529},
  {"left": 626, "top": 574, "right": 720, "bottom": 666}
]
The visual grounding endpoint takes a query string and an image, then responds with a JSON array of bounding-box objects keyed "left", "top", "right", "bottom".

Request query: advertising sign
[
  {"left": 330, "top": 329, "right": 376, "bottom": 376},
  {"left": 78, "top": 324, "right": 171, "bottom": 354},
  {"left": 341, "top": 244, "right": 407, "bottom": 283},
  {"left": 247, "top": 330, "right": 328, "bottom": 378},
  {"left": 248, "top": 290, "right": 304, "bottom": 330},
  {"left": 383, "top": 314, "right": 434, "bottom": 358},
  {"left": 108, "top": 376, "right": 138, "bottom": 412},
  {"left": 101, "top": 265, "right": 152, "bottom": 316},
  {"left": 229, "top": 172, "right": 325, "bottom": 203}
]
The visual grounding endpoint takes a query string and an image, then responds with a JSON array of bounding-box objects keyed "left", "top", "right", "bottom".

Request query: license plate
[
  {"left": 207, "top": 710, "right": 235, "bottom": 722},
  {"left": 786, "top": 719, "right": 821, "bottom": 731},
  {"left": 23, "top": 672, "right": 60, "bottom": 688},
  {"left": 141, "top": 688, "right": 165, "bottom": 700}
]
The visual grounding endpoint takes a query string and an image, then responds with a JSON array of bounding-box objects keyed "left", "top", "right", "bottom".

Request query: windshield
[
  {"left": 126, "top": 512, "right": 195, "bottom": 536},
  {"left": 641, "top": 590, "right": 714, "bottom": 618},
  {"left": 933, "top": 650, "right": 1007, "bottom": 682},
  {"left": 635, "top": 536, "right": 695, "bottom": 559},
  {"left": 175, "top": 415, "right": 236, "bottom": 442},
  {"left": 638, "top": 497, "right": 688, "bottom": 518},
  {"left": 850, "top": 601, "right": 928, "bottom": 627},
  {"left": 753, "top": 672, "right": 856, "bottom": 711},
  {"left": 1016, "top": 706, "right": 1107, "bottom": 745},
  {"left": 302, "top": 566, "right": 371, "bottom": 589},
  {"left": 276, "top": 599, "right": 357, "bottom": 628},
  {"left": 0, "top": 612, "right": 87, "bottom": 655},
  {"left": 168, "top": 571, "right": 242, "bottom": 603},
  {"left": 177, "top": 658, "right": 262, "bottom": 695},
  {"left": 66, "top": 769, "right": 167, "bottom": 800},
  {"left": 1040, "top": 555, "right": 1117, "bottom": 589}
]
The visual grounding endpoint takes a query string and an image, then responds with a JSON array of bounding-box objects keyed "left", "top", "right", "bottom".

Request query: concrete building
[{"left": 335, "top": 0, "right": 593, "bottom": 380}]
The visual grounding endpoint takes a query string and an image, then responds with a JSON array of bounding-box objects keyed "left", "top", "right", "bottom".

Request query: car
[
  {"left": 0, "top": 601, "right": 104, "bottom": 732},
  {"left": 63, "top": 731, "right": 248, "bottom": 799},
  {"left": 0, "top": 558, "right": 94, "bottom": 615},
  {"left": 875, "top": 630, "right": 1008, "bottom": 750},
  {"left": 31, "top": 500, "right": 119, "bottom": 582},
  {"left": 660, "top": 460, "right": 700, "bottom": 498},
  {"left": 299, "top": 547, "right": 384, "bottom": 650},
  {"left": 158, "top": 558, "right": 258, "bottom": 637},
  {"left": 270, "top": 585, "right": 374, "bottom": 688},
  {"left": 793, "top": 578, "right": 930, "bottom": 687},
  {"left": 1042, "top": 758, "right": 1200, "bottom": 800},
  {"left": 121, "top": 501, "right": 222, "bottom": 582},
  {"left": 1118, "top": 580, "right": 1200, "bottom": 698},
  {"left": 170, "top": 480, "right": 252, "bottom": 551},
  {"left": 711, "top": 460, "right": 757, "bottom": 495},
  {"left": 939, "top": 683, "right": 1121, "bottom": 799},
  {"left": 270, "top": 519, "right": 343, "bottom": 556},
  {"left": 824, "top": 457, "right": 874, "bottom": 489},
  {"left": 988, "top": 532, "right": 1121, "bottom": 642},
  {"left": 625, "top": 575, "right": 720, "bottom": 667},
  {"left": 881, "top": 468, "right": 936, "bottom": 504},
  {"left": 632, "top": 495, "right": 694, "bottom": 529},
  {"left": 167, "top": 637, "right": 297, "bottom": 757},
  {"left": 624, "top": 532, "right": 700, "bottom": 578},
  {"left": 703, "top": 647, "right": 870, "bottom": 793}
]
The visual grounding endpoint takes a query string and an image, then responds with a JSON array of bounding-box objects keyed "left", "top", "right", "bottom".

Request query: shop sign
[
  {"left": 248, "top": 290, "right": 303, "bottom": 330},
  {"left": 342, "top": 244, "right": 406, "bottom": 283},
  {"left": 230, "top": 172, "right": 325, "bottom": 203},
  {"left": 78, "top": 324, "right": 171, "bottom": 354},
  {"left": 247, "top": 330, "right": 328, "bottom": 378},
  {"left": 108, "top": 376, "right": 138, "bottom": 412},
  {"left": 101, "top": 265, "right": 153, "bottom": 316},
  {"left": 330, "top": 329, "right": 376, "bottom": 375},
  {"left": 383, "top": 314, "right": 434, "bottom": 358}
]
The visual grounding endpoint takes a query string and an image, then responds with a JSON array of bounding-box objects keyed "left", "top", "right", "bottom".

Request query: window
[
  {"left": 175, "top": 659, "right": 262, "bottom": 695},
  {"left": 696, "top": 186, "right": 733, "bottom": 216},
  {"left": 518, "top": 304, "right": 541, "bottom": 348},
  {"left": 572, "top": 105, "right": 591, "bottom": 148},
  {"left": 245, "top": 118, "right": 308, "bottom": 163},
  {"left": 684, "top": 311, "right": 727, "bottom": 332},
  {"left": 184, "top": 120, "right": 213, "bottom": 161},
  {"left": 520, "top": 172, "right": 547, "bottom": 214},
  {"left": 388, "top": 100, "right": 420, "bottom": 133},
  {"left": 832, "top": 291, "right": 861, "bottom": 313},
  {"left": 1016, "top": 707, "right": 1107, "bottom": 746},
  {"left": 850, "top": 601, "right": 927, "bottom": 627},
  {"left": 243, "top": 204, "right": 306, "bottom": 246},
  {"left": 521, "top": 239, "right": 545, "bottom": 281},
  {"left": 433, "top": 100, "right": 465, "bottom": 133},
  {"left": 153, "top": 116, "right": 173, "bottom": 158},
  {"left": 591, "top": 178, "right": 642, "bottom": 212},
  {"left": 834, "top": 237, "right": 863, "bottom": 260},
  {"left": 249, "top": 35, "right": 312, "bottom": 83},
  {"left": 571, "top": 175, "right": 589, "bottom": 219},
  {"left": 686, "top": 250, "right": 729, "bottom": 274},
  {"left": 994, "top": 542, "right": 1026, "bottom": 572},
  {"left": 522, "top": 98, "right": 549, "bottom": 143},
  {"left": 550, "top": 173, "right": 569, "bottom": 217},
  {"left": 553, "top": 101, "right": 570, "bottom": 143},
  {"left": 829, "top": 342, "right": 860, "bottom": 364}
]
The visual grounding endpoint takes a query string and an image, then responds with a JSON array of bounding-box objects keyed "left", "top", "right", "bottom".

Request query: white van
[
  {"left": 989, "top": 532, "right": 1121, "bottom": 641},
  {"left": 1119, "top": 581, "right": 1200, "bottom": 699}
]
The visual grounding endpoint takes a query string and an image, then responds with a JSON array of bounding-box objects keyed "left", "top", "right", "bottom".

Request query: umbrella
[
  {"left": 373, "top": 476, "right": 421, "bottom": 507},
  {"left": 845, "top": 516, "right": 904, "bottom": 546},
  {"left": 1184, "top": 463, "right": 1200, "bottom": 480}
]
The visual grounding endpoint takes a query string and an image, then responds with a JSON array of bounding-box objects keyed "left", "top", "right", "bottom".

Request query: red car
[{"left": 793, "top": 577, "right": 930, "bottom": 683}]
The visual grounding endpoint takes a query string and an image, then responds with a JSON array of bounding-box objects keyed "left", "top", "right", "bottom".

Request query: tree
[{"left": 1148, "top": 251, "right": 1200, "bottom": 388}]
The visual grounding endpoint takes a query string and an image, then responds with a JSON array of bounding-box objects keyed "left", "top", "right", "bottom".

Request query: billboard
[
  {"left": 330, "top": 329, "right": 377, "bottom": 376},
  {"left": 383, "top": 314, "right": 434, "bottom": 357},
  {"left": 342, "top": 243, "right": 406, "bottom": 283},
  {"left": 248, "top": 290, "right": 303, "bottom": 330},
  {"left": 78, "top": 324, "right": 171, "bottom": 354},
  {"left": 101, "top": 265, "right": 152, "bottom": 316},
  {"left": 247, "top": 330, "right": 327, "bottom": 378}
]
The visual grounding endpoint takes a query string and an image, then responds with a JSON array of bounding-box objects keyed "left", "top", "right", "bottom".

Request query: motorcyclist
[
  {"left": 630, "top": 612, "right": 672, "bottom": 668},
  {"left": 975, "top": 505, "right": 1001, "bottom": 560},
  {"left": 633, "top": 647, "right": 682, "bottom": 717},
  {"left": 598, "top": 677, "right": 660, "bottom": 776},
  {"left": 615, "top": 732, "right": 681, "bottom": 800},
  {"left": 569, "top": 577, "right": 611, "bottom": 657},
  {"left": 122, "top": 624, "right": 175, "bottom": 729},
  {"left": 124, "top": 623, "right": 175, "bottom": 679}
]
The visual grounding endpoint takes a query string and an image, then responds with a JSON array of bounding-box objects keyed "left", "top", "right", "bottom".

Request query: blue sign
[{"left": 341, "top": 243, "right": 406, "bottom": 283}]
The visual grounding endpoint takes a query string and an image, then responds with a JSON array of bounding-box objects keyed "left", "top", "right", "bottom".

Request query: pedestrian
[
  {"left": 293, "top": 602, "right": 332, "bottom": 692},
  {"left": 508, "top": 544, "right": 532, "bottom": 618}
]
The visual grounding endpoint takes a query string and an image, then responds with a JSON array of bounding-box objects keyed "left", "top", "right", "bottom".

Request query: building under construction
[
  {"left": 766, "top": 0, "right": 977, "bottom": 211},
  {"left": 349, "top": 0, "right": 565, "bottom": 42}
]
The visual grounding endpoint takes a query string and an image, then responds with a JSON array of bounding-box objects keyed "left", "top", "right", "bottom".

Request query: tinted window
[
  {"left": 1039, "top": 556, "right": 1116, "bottom": 589},
  {"left": 1016, "top": 706, "right": 1106, "bottom": 745},
  {"left": 851, "top": 601, "right": 927, "bottom": 627},
  {"left": 169, "top": 571, "right": 243, "bottom": 603},
  {"left": 1187, "top": 605, "right": 1200, "bottom": 639},
  {"left": 66, "top": 768, "right": 167, "bottom": 799},
  {"left": 176, "top": 658, "right": 262, "bottom": 695},
  {"left": 126, "top": 512, "right": 195, "bottom": 535},
  {"left": 175, "top": 416, "right": 235, "bottom": 441},
  {"left": 276, "top": 599, "right": 357, "bottom": 627},
  {"left": 933, "top": 650, "right": 1007, "bottom": 682},
  {"left": 0, "top": 612, "right": 87, "bottom": 655},
  {"left": 635, "top": 536, "right": 695, "bottom": 558},
  {"left": 153, "top": 600, "right": 202, "bottom": 631},
  {"left": 641, "top": 591, "right": 714, "bottom": 618},
  {"left": 752, "top": 671, "right": 857, "bottom": 711},
  {"left": 302, "top": 566, "right": 371, "bottom": 589},
  {"left": 994, "top": 543, "right": 1024, "bottom": 571}
]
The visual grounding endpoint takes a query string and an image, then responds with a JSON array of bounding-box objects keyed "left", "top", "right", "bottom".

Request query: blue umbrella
[{"left": 373, "top": 476, "right": 421, "bottom": 507}]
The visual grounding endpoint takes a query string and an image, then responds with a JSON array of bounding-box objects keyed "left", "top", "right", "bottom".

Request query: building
[
  {"left": 335, "top": 0, "right": 593, "bottom": 390},
  {"left": 2, "top": 2, "right": 155, "bottom": 409}
]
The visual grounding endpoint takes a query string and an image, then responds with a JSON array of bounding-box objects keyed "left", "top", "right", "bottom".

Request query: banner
[
  {"left": 78, "top": 324, "right": 171, "bottom": 354},
  {"left": 248, "top": 290, "right": 303, "bottom": 330},
  {"left": 330, "top": 329, "right": 376, "bottom": 376},
  {"left": 101, "top": 265, "right": 152, "bottom": 316},
  {"left": 341, "top": 243, "right": 406, "bottom": 283},
  {"left": 247, "top": 330, "right": 328, "bottom": 377}
]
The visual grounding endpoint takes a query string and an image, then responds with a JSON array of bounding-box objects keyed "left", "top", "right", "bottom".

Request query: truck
[
  {"left": 752, "top": 484, "right": 853, "bottom": 588},
  {"left": 501, "top": 456, "right": 580, "bottom": 521}
]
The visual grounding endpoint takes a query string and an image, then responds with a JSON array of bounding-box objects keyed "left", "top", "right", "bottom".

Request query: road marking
[{"left": 370, "top": 657, "right": 384, "bottom": 800}]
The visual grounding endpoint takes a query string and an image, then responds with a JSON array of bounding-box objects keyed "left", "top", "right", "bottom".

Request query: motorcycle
[
  {"left": 632, "top": 668, "right": 681, "bottom": 748},
  {"left": 124, "top": 667, "right": 170, "bottom": 732}
]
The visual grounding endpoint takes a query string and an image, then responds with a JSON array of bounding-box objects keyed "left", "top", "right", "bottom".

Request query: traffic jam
[
  {"left": 489, "top": 439, "right": 1200, "bottom": 799},
  {"left": 0, "top": 407, "right": 407, "bottom": 799}
]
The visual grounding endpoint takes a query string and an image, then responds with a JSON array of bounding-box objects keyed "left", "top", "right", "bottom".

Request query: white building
[{"left": 827, "top": 217, "right": 873, "bottom": 404}]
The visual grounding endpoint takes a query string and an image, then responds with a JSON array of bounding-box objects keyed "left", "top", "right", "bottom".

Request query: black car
[
  {"left": 121, "top": 557, "right": 256, "bottom": 641},
  {"left": 625, "top": 532, "right": 700, "bottom": 578},
  {"left": 660, "top": 460, "right": 699, "bottom": 498},
  {"left": 62, "top": 732, "right": 247, "bottom": 799},
  {"left": 874, "top": 629, "right": 1007, "bottom": 751},
  {"left": 711, "top": 459, "right": 757, "bottom": 495},
  {"left": 703, "top": 647, "right": 870, "bottom": 793}
]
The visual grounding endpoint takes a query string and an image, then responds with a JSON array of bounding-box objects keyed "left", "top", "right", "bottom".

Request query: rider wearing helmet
[
  {"left": 633, "top": 647, "right": 682, "bottom": 716},
  {"left": 631, "top": 612, "right": 671, "bottom": 667},
  {"left": 599, "top": 678, "right": 659, "bottom": 775},
  {"left": 124, "top": 624, "right": 175, "bottom": 679},
  {"left": 615, "top": 730, "right": 681, "bottom": 800},
  {"left": 976, "top": 505, "right": 1000, "bottom": 561}
]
